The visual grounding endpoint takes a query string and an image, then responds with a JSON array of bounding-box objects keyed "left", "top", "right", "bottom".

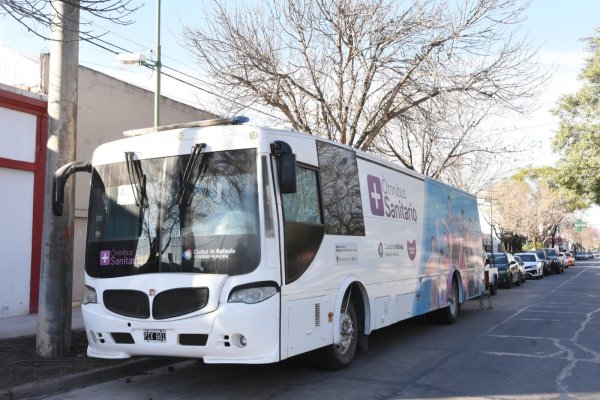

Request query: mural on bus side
[{"left": 415, "top": 181, "right": 483, "bottom": 314}]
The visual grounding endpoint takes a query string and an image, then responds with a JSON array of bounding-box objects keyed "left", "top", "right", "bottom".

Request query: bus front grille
[
  {"left": 103, "top": 289, "right": 150, "bottom": 319},
  {"left": 152, "top": 287, "right": 209, "bottom": 320}
]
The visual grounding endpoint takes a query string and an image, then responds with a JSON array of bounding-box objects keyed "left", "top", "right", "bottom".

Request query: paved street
[{"left": 39, "top": 260, "right": 600, "bottom": 400}]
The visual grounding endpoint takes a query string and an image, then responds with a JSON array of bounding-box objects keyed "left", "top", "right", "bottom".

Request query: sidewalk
[
  {"left": 0, "top": 309, "right": 176, "bottom": 399},
  {"left": 0, "top": 307, "right": 84, "bottom": 340}
]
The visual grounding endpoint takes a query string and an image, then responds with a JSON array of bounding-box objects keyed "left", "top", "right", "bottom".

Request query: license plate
[{"left": 143, "top": 329, "right": 166, "bottom": 342}]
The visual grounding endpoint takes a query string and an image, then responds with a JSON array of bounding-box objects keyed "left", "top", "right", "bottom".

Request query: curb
[{"left": 0, "top": 357, "right": 178, "bottom": 400}]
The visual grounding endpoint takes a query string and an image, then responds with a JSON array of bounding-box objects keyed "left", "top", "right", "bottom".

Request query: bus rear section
[{"left": 278, "top": 141, "right": 484, "bottom": 368}]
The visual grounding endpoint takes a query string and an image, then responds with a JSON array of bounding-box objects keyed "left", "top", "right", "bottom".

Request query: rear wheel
[
  {"left": 438, "top": 278, "right": 460, "bottom": 324},
  {"left": 319, "top": 297, "right": 358, "bottom": 370}
]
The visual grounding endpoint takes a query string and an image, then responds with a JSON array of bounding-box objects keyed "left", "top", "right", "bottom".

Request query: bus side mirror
[
  {"left": 270, "top": 141, "right": 296, "bottom": 194},
  {"left": 53, "top": 161, "right": 92, "bottom": 216}
]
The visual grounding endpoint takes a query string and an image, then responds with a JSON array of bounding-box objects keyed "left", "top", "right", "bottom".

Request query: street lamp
[{"left": 116, "top": 0, "right": 161, "bottom": 127}]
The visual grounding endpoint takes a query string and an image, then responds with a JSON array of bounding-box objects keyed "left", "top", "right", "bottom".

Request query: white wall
[
  {"left": 0, "top": 107, "right": 36, "bottom": 162},
  {"left": 0, "top": 168, "right": 34, "bottom": 317}
]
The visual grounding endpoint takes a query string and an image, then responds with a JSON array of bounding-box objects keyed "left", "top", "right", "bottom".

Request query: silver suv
[{"left": 514, "top": 252, "right": 544, "bottom": 279}]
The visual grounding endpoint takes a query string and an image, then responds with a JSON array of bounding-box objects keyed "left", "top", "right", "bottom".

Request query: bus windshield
[{"left": 85, "top": 148, "right": 260, "bottom": 278}]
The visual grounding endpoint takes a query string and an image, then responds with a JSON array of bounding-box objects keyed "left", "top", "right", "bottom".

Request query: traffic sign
[{"left": 575, "top": 219, "right": 587, "bottom": 233}]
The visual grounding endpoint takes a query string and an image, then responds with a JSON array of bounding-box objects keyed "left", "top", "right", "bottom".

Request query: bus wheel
[
  {"left": 439, "top": 279, "right": 460, "bottom": 324},
  {"left": 319, "top": 298, "right": 358, "bottom": 370}
]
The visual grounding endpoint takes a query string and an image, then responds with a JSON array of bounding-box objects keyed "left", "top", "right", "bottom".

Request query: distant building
[
  {"left": 482, "top": 233, "right": 502, "bottom": 253},
  {"left": 543, "top": 236, "right": 570, "bottom": 251},
  {"left": 0, "top": 47, "right": 217, "bottom": 317}
]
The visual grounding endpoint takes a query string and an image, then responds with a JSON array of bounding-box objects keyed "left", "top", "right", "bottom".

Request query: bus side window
[
  {"left": 316, "top": 141, "right": 365, "bottom": 236},
  {"left": 282, "top": 165, "right": 325, "bottom": 284}
]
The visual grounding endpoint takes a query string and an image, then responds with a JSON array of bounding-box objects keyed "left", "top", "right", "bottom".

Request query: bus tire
[
  {"left": 438, "top": 278, "right": 460, "bottom": 324},
  {"left": 319, "top": 298, "right": 358, "bottom": 370}
]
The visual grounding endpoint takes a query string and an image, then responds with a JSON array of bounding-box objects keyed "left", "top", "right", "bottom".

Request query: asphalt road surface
[{"left": 39, "top": 260, "right": 600, "bottom": 400}]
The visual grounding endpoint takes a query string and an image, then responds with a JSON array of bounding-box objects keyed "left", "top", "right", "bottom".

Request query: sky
[{"left": 1, "top": 0, "right": 599, "bottom": 225}]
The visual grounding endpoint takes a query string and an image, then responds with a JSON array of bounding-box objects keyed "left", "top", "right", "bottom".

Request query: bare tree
[
  {"left": 0, "top": 0, "right": 140, "bottom": 39},
  {"left": 184, "top": 0, "right": 547, "bottom": 159},
  {"left": 373, "top": 93, "right": 523, "bottom": 191},
  {"left": 562, "top": 222, "right": 600, "bottom": 251},
  {"left": 486, "top": 170, "right": 588, "bottom": 250}
]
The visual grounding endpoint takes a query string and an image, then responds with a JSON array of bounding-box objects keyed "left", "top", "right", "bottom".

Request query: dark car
[
  {"left": 487, "top": 252, "right": 521, "bottom": 288},
  {"left": 543, "top": 248, "right": 564, "bottom": 274},
  {"left": 533, "top": 250, "right": 552, "bottom": 276}
]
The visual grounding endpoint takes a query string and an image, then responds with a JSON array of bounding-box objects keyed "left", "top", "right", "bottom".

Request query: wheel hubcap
[
  {"left": 449, "top": 286, "right": 457, "bottom": 315},
  {"left": 338, "top": 311, "right": 355, "bottom": 354}
]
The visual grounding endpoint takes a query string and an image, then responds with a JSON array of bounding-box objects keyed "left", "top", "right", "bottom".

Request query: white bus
[{"left": 53, "top": 117, "right": 484, "bottom": 369}]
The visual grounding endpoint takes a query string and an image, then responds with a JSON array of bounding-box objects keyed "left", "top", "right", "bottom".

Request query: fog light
[{"left": 240, "top": 335, "right": 247, "bottom": 347}]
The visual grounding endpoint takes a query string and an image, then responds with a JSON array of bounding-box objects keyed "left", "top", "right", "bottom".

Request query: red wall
[{"left": 0, "top": 88, "right": 47, "bottom": 313}]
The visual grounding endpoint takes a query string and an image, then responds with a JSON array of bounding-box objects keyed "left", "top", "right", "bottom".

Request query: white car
[
  {"left": 484, "top": 253, "right": 499, "bottom": 295},
  {"left": 514, "top": 252, "right": 544, "bottom": 279}
]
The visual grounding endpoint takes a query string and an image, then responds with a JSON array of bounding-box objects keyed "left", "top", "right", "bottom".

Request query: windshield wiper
[
  {"left": 125, "top": 152, "right": 148, "bottom": 208},
  {"left": 177, "top": 143, "right": 207, "bottom": 205}
]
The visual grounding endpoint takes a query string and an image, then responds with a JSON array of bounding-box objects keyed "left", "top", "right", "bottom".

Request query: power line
[{"left": 78, "top": 33, "right": 287, "bottom": 123}]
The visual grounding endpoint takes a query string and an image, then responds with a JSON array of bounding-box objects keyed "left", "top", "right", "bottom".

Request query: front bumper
[
  {"left": 498, "top": 270, "right": 510, "bottom": 284},
  {"left": 525, "top": 267, "right": 542, "bottom": 278},
  {"left": 82, "top": 294, "right": 280, "bottom": 364}
]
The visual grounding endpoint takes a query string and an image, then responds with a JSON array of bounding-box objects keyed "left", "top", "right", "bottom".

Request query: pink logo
[
  {"left": 367, "top": 175, "right": 384, "bottom": 216},
  {"left": 100, "top": 250, "right": 111, "bottom": 266},
  {"left": 407, "top": 240, "right": 417, "bottom": 261},
  {"left": 149, "top": 289, "right": 156, "bottom": 296}
]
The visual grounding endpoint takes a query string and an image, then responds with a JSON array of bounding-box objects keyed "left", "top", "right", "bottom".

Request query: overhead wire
[
  {"left": 78, "top": 32, "right": 287, "bottom": 122},
  {"left": 78, "top": 26, "right": 558, "bottom": 133}
]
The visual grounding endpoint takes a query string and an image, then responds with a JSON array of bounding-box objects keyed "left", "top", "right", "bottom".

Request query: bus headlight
[
  {"left": 82, "top": 286, "right": 98, "bottom": 305},
  {"left": 228, "top": 283, "right": 278, "bottom": 304}
]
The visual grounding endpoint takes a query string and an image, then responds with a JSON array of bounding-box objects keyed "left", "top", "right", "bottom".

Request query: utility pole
[
  {"left": 154, "top": 0, "right": 161, "bottom": 127},
  {"left": 36, "top": 0, "right": 80, "bottom": 358}
]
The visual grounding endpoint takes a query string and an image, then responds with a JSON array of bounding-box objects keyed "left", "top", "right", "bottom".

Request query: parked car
[
  {"left": 559, "top": 252, "right": 574, "bottom": 269},
  {"left": 558, "top": 252, "right": 568, "bottom": 269},
  {"left": 487, "top": 252, "right": 521, "bottom": 288},
  {"left": 562, "top": 252, "right": 575, "bottom": 268},
  {"left": 514, "top": 252, "right": 544, "bottom": 279},
  {"left": 533, "top": 250, "right": 552, "bottom": 276},
  {"left": 575, "top": 251, "right": 587, "bottom": 260},
  {"left": 484, "top": 252, "right": 498, "bottom": 295},
  {"left": 513, "top": 255, "right": 526, "bottom": 285},
  {"left": 542, "top": 248, "right": 563, "bottom": 274},
  {"left": 565, "top": 252, "right": 575, "bottom": 267}
]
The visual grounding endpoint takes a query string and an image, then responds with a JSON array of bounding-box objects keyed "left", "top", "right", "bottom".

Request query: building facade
[{"left": 0, "top": 49, "right": 216, "bottom": 317}]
